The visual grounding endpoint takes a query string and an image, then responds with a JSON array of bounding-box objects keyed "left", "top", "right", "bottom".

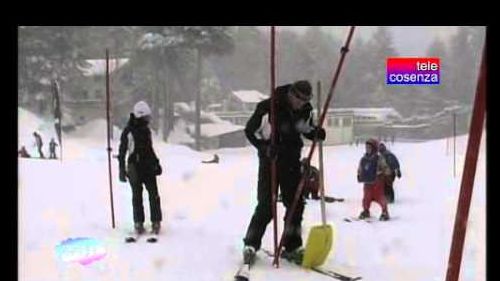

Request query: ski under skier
[
  {"left": 118, "top": 101, "right": 163, "bottom": 235},
  {"left": 241, "top": 80, "right": 326, "bottom": 265}
]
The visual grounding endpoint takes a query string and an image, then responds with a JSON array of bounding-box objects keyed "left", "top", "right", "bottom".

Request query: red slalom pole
[{"left": 445, "top": 44, "right": 486, "bottom": 281}]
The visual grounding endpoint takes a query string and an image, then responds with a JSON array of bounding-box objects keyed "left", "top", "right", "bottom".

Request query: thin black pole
[{"left": 106, "top": 49, "right": 116, "bottom": 229}]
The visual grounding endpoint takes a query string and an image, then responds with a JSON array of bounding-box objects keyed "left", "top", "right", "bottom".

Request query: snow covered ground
[{"left": 18, "top": 108, "right": 486, "bottom": 281}]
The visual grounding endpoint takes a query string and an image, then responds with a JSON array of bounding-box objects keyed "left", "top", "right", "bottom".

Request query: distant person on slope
[
  {"left": 202, "top": 154, "right": 219, "bottom": 164},
  {"left": 357, "top": 138, "right": 392, "bottom": 221},
  {"left": 301, "top": 159, "right": 320, "bottom": 200},
  {"left": 49, "top": 138, "right": 58, "bottom": 159},
  {"left": 33, "top": 131, "right": 45, "bottom": 159},
  {"left": 18, "top": 146, "right": 31, "bottom": 158},
  {"left": 118, "top": 101, "right": 163, "bottom": 235}
]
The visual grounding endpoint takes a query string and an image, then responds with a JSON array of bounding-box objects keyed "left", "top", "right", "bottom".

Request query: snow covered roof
[
  {"left": 174, "top": 102, "right": 191, "bottom": 113},
  {"left": 77, "top": 58, "right": 130, "bottom": 77},
  {"left": 174, "top": 102, "right": 227, "bottom": 124},
  {"left": 385, "top": 123, "right": 431, "bottom": 129},
  {"left": 188, "top": 123, "right": 244, "bottom": 138},
  {"left": 328, "top": 107, "right": 402, "bottom": 120},
  {"left": 232, "top": 90, "right": 268, "bottom": 103},
  {"left": 206, "top": 103, "right": 223, "bottom": 111}
]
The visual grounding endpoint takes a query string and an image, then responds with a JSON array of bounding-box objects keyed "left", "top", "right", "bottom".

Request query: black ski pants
[
  {"left": 243, "top": 154, "right": 305, "bottom": 252},
  {"left": 127, "top": 163, "right": 162, "bottom": 223}
]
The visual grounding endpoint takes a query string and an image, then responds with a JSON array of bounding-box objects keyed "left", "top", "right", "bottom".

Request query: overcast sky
[{"left": 258, "top": 26, "right": 461, "bottom": 56}]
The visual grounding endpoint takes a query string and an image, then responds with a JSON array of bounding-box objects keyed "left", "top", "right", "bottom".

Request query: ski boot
[
  {"left": 380, "top": 211, "right": 390, "bottom": 221},
  {"left": 152, "top": 221, "right": 161, "bottom": 234},
  {"left": 281, "top": 247, "right": 305, "bottom": 265},
  {"left": 243, "top": 245, "right": 256, "bottom": 265},
  {"left": 358, "top": 209, "right": 370, "bottom": 219},
  {"left": 134, "top": 222, "right": 145, "bottom": 234}
]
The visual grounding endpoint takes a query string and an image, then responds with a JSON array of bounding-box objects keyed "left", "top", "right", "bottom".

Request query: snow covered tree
[
  {"left": 302, "top": 27, "right": 342, "bottom": 107},
  {"left": 18, "top": 26, "right": 88, "bottom": 115},
  {"left": 134, "top": 26, "right": 235, "bottom": 147},
  {"left": 426, "top": 37, "right": 450, "bottom": 101},
  {"left": 275, "top": 30, "right": 315, "bottom": 86},
  {"left": 177, "top": 27, "right": 235, "bottom": 150},
  {"left": 448, "top": 26, "right": 485, "bottom": 106},
  {"left": 365, "top": 27, "right": 399, "bottom": 106},
  {"left": 208, "top": 27, "right": 268, "bottom": 94}
]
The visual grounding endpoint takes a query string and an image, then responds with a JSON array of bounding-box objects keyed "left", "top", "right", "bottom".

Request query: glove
[
  {"left": 154, "top": 163, "right": 163, "bottom": 176},
  {"left": 119, "top": 169, "right": 127, "bottom": 182},
  {"left": 395, "top": 169, "right": 401, "bottom": 178},
  {"left": 301, "top": 159, "right": 311, "bottom": 174},
  {"left": 312, "top": 127, "right": 326, "bottom": 141}
]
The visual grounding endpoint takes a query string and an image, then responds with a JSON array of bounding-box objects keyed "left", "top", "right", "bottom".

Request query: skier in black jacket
[
  {"left": 378, "top": 142, "right": 401, "bottom": 203},
  {"left": 241, "top": 80, "right": 326, "bottom": 265},
  {"left": 33, "top": 131, "right": 44, "bottom": 159},
  {"left": 118, "top": 101, "right": 163, "bottom": 235}
]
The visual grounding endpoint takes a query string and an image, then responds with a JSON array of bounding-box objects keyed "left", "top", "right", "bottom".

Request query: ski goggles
[{"left": 290, "top": 87, "right": 311, "bottom": 102}]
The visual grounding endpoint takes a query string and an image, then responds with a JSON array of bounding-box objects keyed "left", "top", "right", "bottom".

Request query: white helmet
[{"left": 133, "top": 101, "right": 152, "bottom": 118}]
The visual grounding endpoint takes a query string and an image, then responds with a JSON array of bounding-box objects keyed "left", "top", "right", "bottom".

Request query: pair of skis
[
  {"left": 343, "top": 216, "right": 398, "bottom": 223},
  {"left": 234, "top": 262, "right": 251, "bottom": 281},
  {"left": 234, "top": 249, "right": 362, "bottom": 281},
  {"left": 125, "top": 231, "right": 158, "bottom": 243}
]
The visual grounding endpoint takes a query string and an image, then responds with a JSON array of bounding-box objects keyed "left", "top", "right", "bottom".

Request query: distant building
[
  {"left": 345, "top": 107, "right": 402, "bottom": 141},
  {"left": 187, "top": 123, "right": 246, "bottom": 150},
  {"left": 215, "top": 91, "right": 405, "bottom": 146},
  {"left": 215, "top": 90, "right": 268, "bottom": 128},
  {"left": 320, "top": 109, "right": 355, "bottom": 145},
  {"left": 170, "top": 102, "right": 246, "bottom": 150},
  {"left": 223, "top": 90, "right": 268, "bottom": 112},
  {"left": 382, "top": 105, "right": 472, "bottom": 141},
  {"left": 67, "top": 58, "right": 130, "bottom": 125}
]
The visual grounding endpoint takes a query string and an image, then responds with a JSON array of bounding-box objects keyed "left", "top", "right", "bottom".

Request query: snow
[
  {"left": 386, "top": 123, "right": 431, "bottom": 129},
  {"left": 330, "top": 107, "right": 402, "bottom": 121},
  {"left": 18, "top": 108, "right": 486, "bottom": 281},
  {"left": 232, "top": 90, "right": 268, "bottom": 104},
  {"left": 68, "top": 119, "right": 122, "bottom": 141},
  {"left": 174, "top": 102, "right": 229, "bottom": 124},
  {"left": 77, "top": 58, "right": 130, "bottom": 77},
  {"left": 18, "top": 108, "right": 59, "bottom": 154},
  {"left": 167, "top": 119, "right": 195, "bottom": 144},
  {"left": 188, "top": 123, "right": 244, "bottom": 138}
]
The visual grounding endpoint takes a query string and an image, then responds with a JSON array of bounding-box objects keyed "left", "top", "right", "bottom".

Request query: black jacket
[
  {"left": 380, "top": 150, "right": 400, "bottom": 172},
  {"left": 118, "top": 115, "right": 160, "bottom": 175},
  {"left": 245, "top": 84, "right": 318, "bottom": 158}
]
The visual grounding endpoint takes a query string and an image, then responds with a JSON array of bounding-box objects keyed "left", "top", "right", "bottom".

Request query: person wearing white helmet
[
  {"left": 118, "top": 101, "right": 163, "bottom": 235},
  {"left": 133, "top": 101, "right": 152, "bottom": 120}
]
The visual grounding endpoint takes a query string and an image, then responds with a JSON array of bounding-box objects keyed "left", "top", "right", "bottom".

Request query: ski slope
[{"left": 18, "top": 108, "right": 486, "bottom": 281}]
